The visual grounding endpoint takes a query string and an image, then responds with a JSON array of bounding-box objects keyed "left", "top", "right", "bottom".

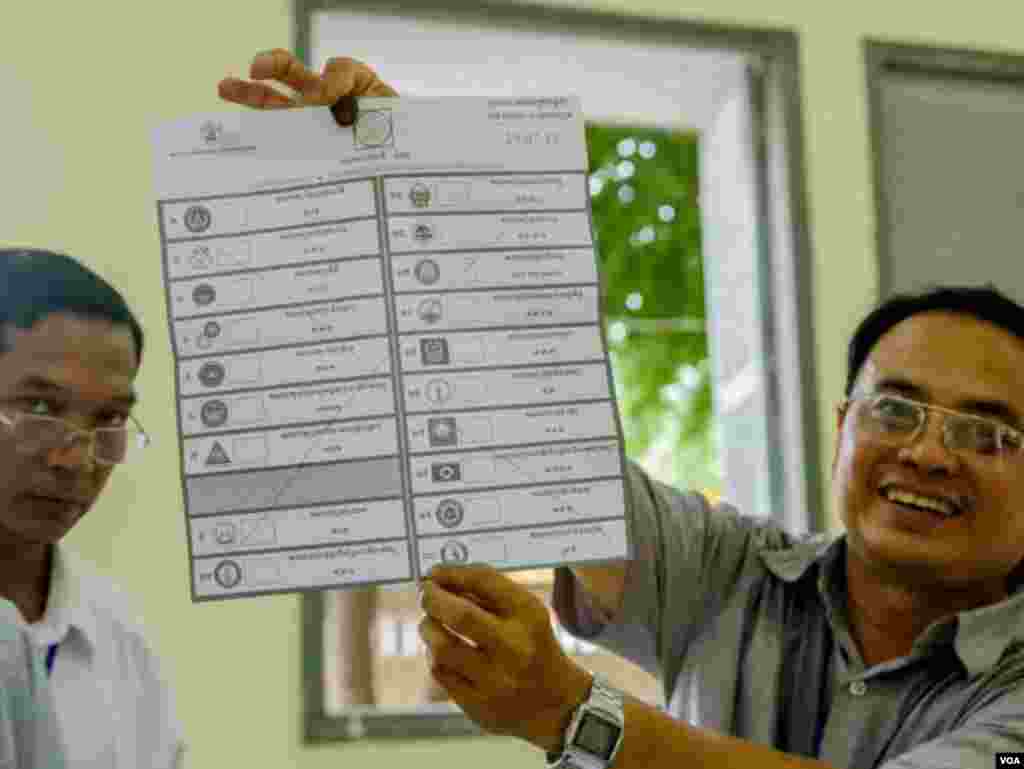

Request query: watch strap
[{"left": 545, "top": 673, "right": 624, "bottom": 769}]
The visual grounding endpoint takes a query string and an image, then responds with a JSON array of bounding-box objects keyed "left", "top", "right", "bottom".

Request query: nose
[
  {"left": 897, "top": 413, "right": 959, "bottom": 476},
  {"left": 44, "top": 431, "right": 96, "bottom": 472}
]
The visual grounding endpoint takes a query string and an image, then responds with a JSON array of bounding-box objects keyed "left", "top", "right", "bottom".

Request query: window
[
  {"left": 322, "top": 119, "right": 701, "bottom": 719},
  {"left": 298, "top": 0, "right": 819, "bottom": 742}
]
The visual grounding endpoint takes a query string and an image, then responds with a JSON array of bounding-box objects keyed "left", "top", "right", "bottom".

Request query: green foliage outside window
[{"left": 586, "top": 123, "right": 720, "bottom": 493}]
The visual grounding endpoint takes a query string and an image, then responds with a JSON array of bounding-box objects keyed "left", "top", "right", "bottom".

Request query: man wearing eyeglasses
[
  {"left": 0, "top": 249, "right": 184, "bottom": 767},
  {"left": 221, "top": 51, "right": 1024, "bottom": 769}
]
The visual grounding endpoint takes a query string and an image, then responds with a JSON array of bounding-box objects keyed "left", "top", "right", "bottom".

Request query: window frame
[
  {"left": 295, "top": 0, "right": 820, "bottom": 743},
  {"left": 865, "top": 39, "right": 1024, "bottom": 300}
]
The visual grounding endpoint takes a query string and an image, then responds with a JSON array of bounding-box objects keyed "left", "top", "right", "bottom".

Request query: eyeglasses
[
  {"left": 842, "top": 392, "right": 1024, "bottom": 461},
  {"left": 0, "top": 410, "right": 151, "bottom": 465}
]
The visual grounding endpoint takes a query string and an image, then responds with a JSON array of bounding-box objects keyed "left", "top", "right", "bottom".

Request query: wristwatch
[{"left": 545, "top": 673, "right": 625, "bottom": 769}]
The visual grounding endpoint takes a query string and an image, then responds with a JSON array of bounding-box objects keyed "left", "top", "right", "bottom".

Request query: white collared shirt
[
  {"left": 13, "top": 544, "right": 185, "bottom": 768},
  {"left": 0, "top": 599, "right": 66, "bottom": 769}
]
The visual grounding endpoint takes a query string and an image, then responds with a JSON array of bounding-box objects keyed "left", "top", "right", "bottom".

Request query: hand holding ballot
[
  {"left": 218, "top": 49, "right": 395, "bottom": 124},
  {"left": 418, "top": 563, "right": 593, "bottom": 753}
]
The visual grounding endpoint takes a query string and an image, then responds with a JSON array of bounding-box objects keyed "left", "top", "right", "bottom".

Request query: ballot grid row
[{"left": 158, "top": 172, "right": 627, "bottom": 598}]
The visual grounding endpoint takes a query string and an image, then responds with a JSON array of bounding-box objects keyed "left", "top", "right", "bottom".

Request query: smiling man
[
  {"left": 419, "top": 288, "right": 1024, "bottom": 769},
  {"left": 220, "top": 49, "right": 1024, "bottom": 769},
  {"left": 833, "top": 305, "right": 1024, "bottom": 666},
  {"left": 0, "top": 249, "right": 184, "bottom": 767}
]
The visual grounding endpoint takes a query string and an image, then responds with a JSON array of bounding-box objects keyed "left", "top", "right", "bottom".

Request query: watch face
[{"left": 574, "top": 712, "right": 622, "bottom": 759}]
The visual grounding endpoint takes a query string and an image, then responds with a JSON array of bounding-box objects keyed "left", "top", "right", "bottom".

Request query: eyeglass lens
[
  {"left": 866, "top": 396, "right": 1008, "bottom": 455},
  {"left": 14, "top": 415, "right": 133, "bottom": 463}
]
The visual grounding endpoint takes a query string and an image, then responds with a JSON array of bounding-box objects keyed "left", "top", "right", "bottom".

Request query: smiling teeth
[{"left": 884, "top": 488, "right": 958, "bottom": 517}]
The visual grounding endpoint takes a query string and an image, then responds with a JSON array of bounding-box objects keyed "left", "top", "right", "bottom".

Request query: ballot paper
[{"left": 151, "top": 97, "right": 631, "bottom": 601}]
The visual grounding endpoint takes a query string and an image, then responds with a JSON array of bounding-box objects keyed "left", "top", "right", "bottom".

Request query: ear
[{"left": 831, "top": 402, "right": 849, "bottom": 474}]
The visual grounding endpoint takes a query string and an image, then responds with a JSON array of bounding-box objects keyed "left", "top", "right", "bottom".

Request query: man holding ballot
[{"left": 221, "top": 49, "right": 1024, "bottom": 769}]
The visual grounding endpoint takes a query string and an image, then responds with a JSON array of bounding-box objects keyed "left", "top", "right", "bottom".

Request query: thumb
[{"left": 331, "top": 94, "right": 358, "bottom": 127}]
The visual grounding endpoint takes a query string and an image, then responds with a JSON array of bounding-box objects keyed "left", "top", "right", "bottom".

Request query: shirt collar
[
  {"left": 760, "top": 534, "right": 1024, "bottom": 676},
  {"left": 759, "top": 532, "right": 835, "bottom": 584},
  {"left": 33, "top": 542, "right": 100, "bottom": 659},
  {"left": 954, "top": 590, "right": 1024, "bottom": 675}
]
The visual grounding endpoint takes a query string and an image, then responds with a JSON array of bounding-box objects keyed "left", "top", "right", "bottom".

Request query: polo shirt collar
[
  {"left": 954, "top": 589, "right": 1024, "bottom": 675},
  {"left": 759, "top": 532, "right": 834, "bottom": 583},
  {"left": 760, "top": 534, "right": 1024, "bottom": 676}
]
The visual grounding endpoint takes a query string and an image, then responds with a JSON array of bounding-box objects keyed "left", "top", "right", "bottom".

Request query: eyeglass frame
[
  {"left": 0, "top": 407, "right": 151, "bottom": 466},
  {"left": 838, "top": 391, "right": 1024, "bottom": 461}
]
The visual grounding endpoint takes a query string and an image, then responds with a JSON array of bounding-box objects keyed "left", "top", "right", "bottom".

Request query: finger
[
  {"left": 421, "top": 580, "right": 503, "bottom": 651},
  {"left": 217, "top": 77, "right": 295, "bottom": 109},
  {"left": 250, "top": 49, "right": 326, "bottom": 102},
  {"left": 419, "top": 616, "right": 492, "bottom": 686},
  {"left": 427, "top": 564, "right": 532, "bottom": 617},
  {"left": 330, "top": 95, "right": 357, "bottom": 127},
  {"left": 429, "top": 664, "right": 481, "bottom": 715},
  {"left": 320, "top": 56, "right": 398, "bottom": 103},
  {"left": 430, "top": 661, "right": 477, "bottom": 708}
]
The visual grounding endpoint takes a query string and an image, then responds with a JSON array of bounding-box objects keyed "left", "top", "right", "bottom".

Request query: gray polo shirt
[{"left": 552, "top": 462, "right": 1024, "bottom": 768}]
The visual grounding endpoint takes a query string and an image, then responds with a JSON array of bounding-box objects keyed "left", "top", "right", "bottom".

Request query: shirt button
[{"left": 849, "top": 680, "right": 868, "bottom": 697}]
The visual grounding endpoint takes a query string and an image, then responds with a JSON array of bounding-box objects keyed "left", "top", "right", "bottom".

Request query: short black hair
[
  {"left": 0, "top": 248, "right": 144, "bottom": 365},
  {"left": 846, "top": 284, "right": 1024, "bottom": 395}
]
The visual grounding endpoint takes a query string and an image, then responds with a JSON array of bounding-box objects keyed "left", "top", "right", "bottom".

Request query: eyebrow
[
  {"left": 13, "top": 375, "right": 138, "bottom": 408},
  {"left": 875, "top": 377, "right": 1022, "bottom": 427}
]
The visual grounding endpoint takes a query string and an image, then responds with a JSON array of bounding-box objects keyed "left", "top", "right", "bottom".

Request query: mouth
[
  {"left": 27, "top": 495, "right": 87, "bottom": 513},
  {"left": 878, "top": 483, "right": 966, "bottom": 519}
]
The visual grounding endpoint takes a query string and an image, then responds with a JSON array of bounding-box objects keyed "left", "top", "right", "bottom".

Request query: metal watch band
[{"left": 545, "top": 674, "right": 625, "bottom": 769}]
